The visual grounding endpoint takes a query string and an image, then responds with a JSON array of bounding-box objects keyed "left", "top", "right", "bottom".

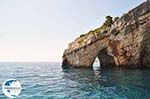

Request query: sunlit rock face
[{"left": 62, "top": 1, "right": 150, "bottom": 68}]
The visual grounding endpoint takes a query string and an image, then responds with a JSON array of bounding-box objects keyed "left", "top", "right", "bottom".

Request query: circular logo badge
[{"left": 2, "top": 79, "right": 22, "bottom": 98}]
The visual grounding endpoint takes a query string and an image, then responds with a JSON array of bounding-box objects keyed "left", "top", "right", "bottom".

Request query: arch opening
[
  {"left": 92, "top": 57, "right": 101, "bottom": 70},
  {"left": 92, "top": 49, "right": 116, "bottom": 69}
]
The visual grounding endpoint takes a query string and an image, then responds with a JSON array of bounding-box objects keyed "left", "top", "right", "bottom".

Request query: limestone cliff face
[{"left": 62, "top": 1, "right": 150, "bottom": 68}]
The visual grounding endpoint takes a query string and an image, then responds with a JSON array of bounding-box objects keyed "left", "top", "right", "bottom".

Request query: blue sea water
[{"left": 0, "top": 62, "right": 150, "bottom": 99}]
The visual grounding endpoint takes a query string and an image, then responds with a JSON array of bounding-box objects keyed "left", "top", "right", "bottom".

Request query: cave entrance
[{"left": 92, "top": 49, "right": 115, "bottom": 69}]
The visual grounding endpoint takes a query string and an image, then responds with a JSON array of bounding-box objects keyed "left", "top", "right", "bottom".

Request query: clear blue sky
[{"left": 0, "top": 0, "right": 145, "bottom": 62}]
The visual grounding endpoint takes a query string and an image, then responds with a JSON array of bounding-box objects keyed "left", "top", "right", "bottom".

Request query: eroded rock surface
[{"left": 62, "top": 1, "right": 150, "bottom": 68}]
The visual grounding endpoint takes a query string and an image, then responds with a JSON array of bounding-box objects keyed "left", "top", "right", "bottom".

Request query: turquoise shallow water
[{"left": 0, "top": 62, "right": 150, "bottom": 99}]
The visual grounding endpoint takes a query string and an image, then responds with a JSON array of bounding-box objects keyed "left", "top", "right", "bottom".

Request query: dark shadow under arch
[{"left": 92, "top": 49, "right": 116, "bottom": 68}]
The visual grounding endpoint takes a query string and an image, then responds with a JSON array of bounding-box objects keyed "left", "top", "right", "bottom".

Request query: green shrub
[
  {"left": 78, "top": 15, "right": 114, "bottom": 38},
  {"left": 80, "top": 34, "right": 86, "bottom": 37},
  {"left": 100, "top": 15, "right": 113, "bottom": 30}
]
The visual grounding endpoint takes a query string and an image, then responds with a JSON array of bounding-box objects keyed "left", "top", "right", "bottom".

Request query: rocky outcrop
[{"left": 62, "top": 1, "right": 150, "bottom": 68}]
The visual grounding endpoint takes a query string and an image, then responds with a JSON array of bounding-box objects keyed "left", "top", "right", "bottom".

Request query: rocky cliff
[{"left": 62, "top": 1, "right": 150, "bottom": 68}]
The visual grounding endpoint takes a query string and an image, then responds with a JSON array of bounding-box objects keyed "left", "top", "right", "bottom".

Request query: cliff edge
[{"left": 62, "top": 1, "right": 150, "bottom": 68}]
